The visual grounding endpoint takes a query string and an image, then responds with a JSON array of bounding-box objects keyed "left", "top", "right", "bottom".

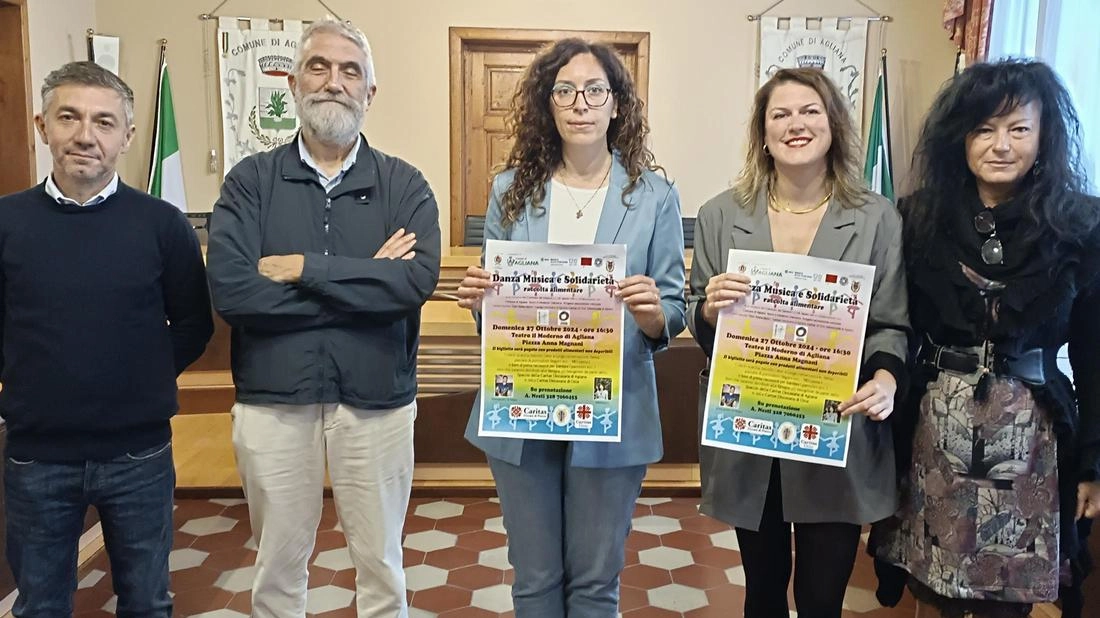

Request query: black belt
[{"left": 924, "top": 339, "right": 1046, "bottom": 386}]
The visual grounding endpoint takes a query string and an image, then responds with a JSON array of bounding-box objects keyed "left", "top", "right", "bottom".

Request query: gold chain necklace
[
  {"left": 768, "top": 184, "right": 833, "bottom": 215},
  {"left": 558, "top": 162, "right": 612, "bottom": 219}
]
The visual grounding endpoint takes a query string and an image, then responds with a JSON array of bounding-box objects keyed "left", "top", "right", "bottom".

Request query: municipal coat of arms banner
[
  {"left": 758, "top": 17, "right": 870, "bottom": 127},
  {"left": 218, "top": 17, "right": 303, "bottom": 176}
]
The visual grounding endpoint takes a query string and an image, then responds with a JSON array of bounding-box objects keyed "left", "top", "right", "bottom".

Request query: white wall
[
  {"left": 27, "top": 0, "right": 98, "bottom": 181},
  {"left": 94, "top": 0, "right": 955, "bottom": 243}
]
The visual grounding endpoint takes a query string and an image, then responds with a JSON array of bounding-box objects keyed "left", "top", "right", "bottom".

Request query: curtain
[
  {"left": 989, "top": 0, "right": 1099, "bottom": 191},
  {"left": 1039, "top": 2, "right": 1100, "bottom": 191},
  {"left": 987, "top": 0, "right": 1040, "bottom": 58},
  {"left": 944, "top": 0, "right": 997, "bottom": 64}
]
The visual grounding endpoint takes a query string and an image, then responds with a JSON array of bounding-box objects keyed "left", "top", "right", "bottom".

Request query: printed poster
[
  {"left": 478, "top": 240, "right": 625, "bottom": 442},
  {"left": 701, "top": 249, "right": 874, "bottom": 467}
]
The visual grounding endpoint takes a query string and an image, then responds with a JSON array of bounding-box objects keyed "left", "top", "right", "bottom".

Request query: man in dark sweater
[{"left": 0, "top": 62, "right": 213, "bottom": 617}]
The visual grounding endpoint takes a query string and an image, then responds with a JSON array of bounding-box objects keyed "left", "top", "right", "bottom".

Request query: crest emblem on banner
[
  {"left": 257, "top": 88, "right": 295, "bottom": 130},
  {"left": 255, "top": 53, "right": 296, "bottom": 132},
  {"left": 795, "top": 54, "right": 826, "bottom": 69}
]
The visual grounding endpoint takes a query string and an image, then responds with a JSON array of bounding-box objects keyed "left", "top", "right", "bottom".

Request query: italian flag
[
  {"left": 863, "top": 56, "right": 894, "bottom": 202},
  {"left": 148, "top": 50, "right": 187, "bottom": 212}
]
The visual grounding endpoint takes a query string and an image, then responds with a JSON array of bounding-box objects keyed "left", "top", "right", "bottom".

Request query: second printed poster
[
  {"left": 702, "top": 249, "right": 874, "bottom": 467},
  {"left": 478, "top": 240, "right": 626, "bottom": 442}
]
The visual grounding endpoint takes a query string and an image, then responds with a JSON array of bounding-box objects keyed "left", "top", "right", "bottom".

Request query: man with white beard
[{"left": 206, "top": 17, "right": 441, "bottom": 618}]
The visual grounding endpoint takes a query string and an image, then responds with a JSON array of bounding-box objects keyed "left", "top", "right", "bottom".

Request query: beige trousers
[{"left": 232, "top": 401, "right": 415, "bottom": 618}]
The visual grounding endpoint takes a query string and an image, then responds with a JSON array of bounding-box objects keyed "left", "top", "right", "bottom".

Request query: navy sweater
[{"left": 0, "top": 182, "right": 214, "bottom": 461}]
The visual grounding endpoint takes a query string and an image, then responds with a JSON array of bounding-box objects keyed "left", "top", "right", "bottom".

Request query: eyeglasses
[
  {"left": 550, "top": 84, "right": 613, "bottom": 108},
  {"left": 973, "top": 210, "right": 1004, "bottom": 265}
]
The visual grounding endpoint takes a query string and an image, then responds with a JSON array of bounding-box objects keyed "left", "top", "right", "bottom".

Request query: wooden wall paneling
[{"left": 654, "top": 339, "right": 708, "bottom": 463}]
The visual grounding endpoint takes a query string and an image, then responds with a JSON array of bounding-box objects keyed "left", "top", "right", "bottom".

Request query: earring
[
  {"left": 1032, "top": 158, "right": 1042, "bottom": 177},
  {"left": 763, "top": 144, "right": 771, "bottom": 157}
]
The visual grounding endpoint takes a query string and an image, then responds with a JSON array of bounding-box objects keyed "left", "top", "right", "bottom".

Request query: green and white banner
[
  {"left": 863, "top": 68, "right": 894, "bottom": 201},
  {"left": 217, "top": 17, "right": 303, "bottom": 175},
  {"left": 148, "top": 50, "right": 187, "bottom": 211}
]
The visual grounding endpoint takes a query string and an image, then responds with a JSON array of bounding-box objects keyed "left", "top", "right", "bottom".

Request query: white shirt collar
[
  {"left": 44, "top": 173, "right": 119, "bottom": 207},
  {"left": 298, "top": 134, "right": 362, "bottom": 191}
]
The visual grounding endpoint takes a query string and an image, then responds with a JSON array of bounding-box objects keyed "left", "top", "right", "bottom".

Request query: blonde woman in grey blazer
[{"left": 687, "top": 68, "right": 910, "bottom": 618}]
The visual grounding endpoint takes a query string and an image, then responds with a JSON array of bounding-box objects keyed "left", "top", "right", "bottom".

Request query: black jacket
[
  {"left": 207, "top": 136, "right": 441, "bottom": 409},
  {"left": 875, "top": 192, "right": 1100, "bottom": 615},
  {"left": 898, "top": 192, "right": 1100, "bottom": 495}
]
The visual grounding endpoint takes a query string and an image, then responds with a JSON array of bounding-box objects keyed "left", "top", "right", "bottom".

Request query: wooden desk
[{"left": 175, "top": 249, "right": 704, "bottom": 490}]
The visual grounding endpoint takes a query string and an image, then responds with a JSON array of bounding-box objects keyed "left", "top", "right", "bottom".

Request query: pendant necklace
[{"left": 560, "top": 162, "right": 612, "bottom": 219}]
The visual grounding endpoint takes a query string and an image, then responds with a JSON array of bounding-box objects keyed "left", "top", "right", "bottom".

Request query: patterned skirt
[{"left": 878, "top": 371, "right": 1061, "bottom": 612}]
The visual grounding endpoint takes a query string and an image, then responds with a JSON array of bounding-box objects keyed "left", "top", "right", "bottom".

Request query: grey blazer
[{"left": 687, "top": 188, "right": 910, "bottom": 530}]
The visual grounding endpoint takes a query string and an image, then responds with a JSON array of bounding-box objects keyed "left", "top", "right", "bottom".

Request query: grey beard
[{"left": 299, "top": 98, "right": 363, "bottom": 146}]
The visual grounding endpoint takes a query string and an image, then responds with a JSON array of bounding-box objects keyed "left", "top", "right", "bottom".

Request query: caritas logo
[
  {"left": 799, "top": 423, "right": 821, "bottom": 450},
  {"left": 734, "top": 417, "right": 773, "bottom": 436}
]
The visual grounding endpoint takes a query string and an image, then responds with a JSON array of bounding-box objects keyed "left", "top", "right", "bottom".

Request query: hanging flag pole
[
  {"left": 148, "top": 40, "right": 167, "bottom": 193},
  {"left": 148, "top": 40, "right": 188, "bottom": 212},
  {"left": 879, "top": 48, "right": 894, "bottom": 191},
  {"left": 863, "top": 48, "right": 895, "bottom": 201},
  {"left": 86, "top": 29, "right": 95, "bottom": 62}
]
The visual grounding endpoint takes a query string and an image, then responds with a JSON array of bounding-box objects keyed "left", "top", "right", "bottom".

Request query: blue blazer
[{"left": 464, "top": 156, "right": 688, "bottom": 468}]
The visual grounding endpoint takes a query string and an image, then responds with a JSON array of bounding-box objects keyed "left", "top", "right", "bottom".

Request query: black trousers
[{"left": 735, "top": 461, "right": 863, "bottom": 618}]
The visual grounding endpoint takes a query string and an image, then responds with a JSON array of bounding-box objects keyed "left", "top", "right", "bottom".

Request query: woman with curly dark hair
[
  {"left": 454, "top": 38, "right": 686, "bottom": 617},
  {"left": 873, "top": 59, "right": 1100, "bottom": 618}
]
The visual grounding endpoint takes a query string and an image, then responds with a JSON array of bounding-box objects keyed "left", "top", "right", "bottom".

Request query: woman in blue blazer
[{"left": 456, "top": 38, "right": 686, "bottom": 617}]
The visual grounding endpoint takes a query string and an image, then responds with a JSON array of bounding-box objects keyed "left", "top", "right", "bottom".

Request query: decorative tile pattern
[
  {"left": 170, "top": 548, "right": 211, "bottom": 572},
  {"left": 179, "top": 515, "right": 238, "bottom": 537},
  {"left": 725, "top": 565, "right": 746, "bottom": 586},
  {"left": 314, "top": 547, "right": 354, "bottom": 571},
  {"left": 638, "top": 547, "right": 694, "bottom": 570},
  {"left": 77, "top": 569, "right": 106, "bottom": 590},
  {"left": 213, "top": 566, "right": 255, "bottom": 594},
  {"left": 305, "top": 584, "right": 356, "bottom": 613},
  {"left": 415, "top": 501, "right": 466, "bottom": 520},
  {"left": 708, "top": 529, "right": 739, "bottom": 551},
  {"left": 71, "top": 497, "right": 919, "bottom": 617},
  {"left": 476, "top": 545, "right": 512, "bottom": 571},
  {"left": 405, "top": 530, "right": 459, "bottom": 553},
  {"left": 209, "top": 499, "right": 248, "bottom": 507},
  {"left": 631, "top": 515, "right": 682, "bottom": 536},
  {"left": 470, "top": 583, "right": 513, "bottom": 613},
  {"left": 406, "top": 564, "right": 450, "bottom": 592},
  {"left": 648, "top": 583, "right": 708, "bottom": 612}
]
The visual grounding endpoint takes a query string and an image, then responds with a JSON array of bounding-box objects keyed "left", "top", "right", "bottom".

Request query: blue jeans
[
  {"left": 5, "top": 441, "right": 175, "bottom": 618},
  {"left": 487, "top": 442, "right": 646, "bottom": 618}
]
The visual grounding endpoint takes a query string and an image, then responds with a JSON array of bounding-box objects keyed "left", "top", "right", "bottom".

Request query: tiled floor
[{"left": 70, "top": 497, "right": 916, "bottom": 617}]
